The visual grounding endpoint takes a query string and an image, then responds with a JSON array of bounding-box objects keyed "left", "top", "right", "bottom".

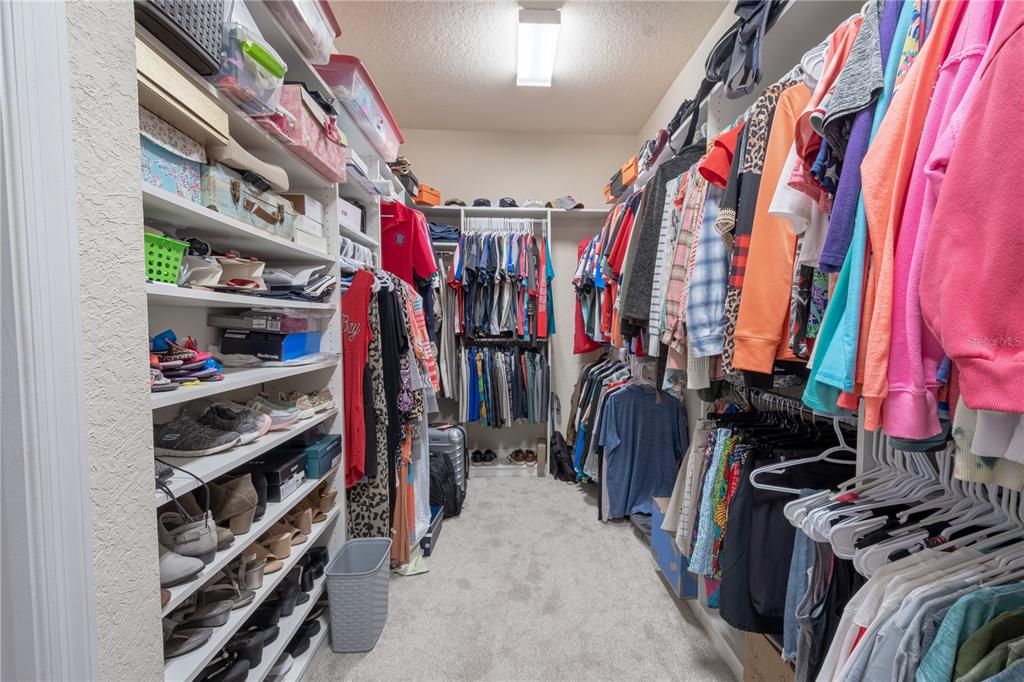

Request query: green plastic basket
[{"left": 144, "top": 233, "right": 188, "bottom": 283}]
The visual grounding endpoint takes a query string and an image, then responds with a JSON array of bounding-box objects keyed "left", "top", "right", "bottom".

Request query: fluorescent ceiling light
[{"left": 517, "top": 8, "right": 560, "bottom": 87}]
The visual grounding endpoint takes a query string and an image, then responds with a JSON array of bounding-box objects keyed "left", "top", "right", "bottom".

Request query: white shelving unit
[
  {"left": 146, "top": 282, "right": 335, "bottom": 311},
  {"left": 133, "top": 1, "right": 402, "bottom": 676},
  {"left": 156, "top": 409, "right": 338, "bottom": 505},
  {"left": 247, "top": 578, "right": 327, "bottom": 681},
  {"left": 162, "top": 507, "right": 340, "bottom": 682},
  {"left": 150, "top": 359, "right": 339, "bottom": 410},
  {"left": 281, "top": 615, "right": 329, "bottom": 682}
]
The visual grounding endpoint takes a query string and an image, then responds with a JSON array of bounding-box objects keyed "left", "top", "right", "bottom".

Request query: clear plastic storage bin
[
  {"left": 315, "top": 56, "right": 404, "bottom": 162},
  {"left": 266, "top": 0, "right": 336, "bottom": 65},
  {"left": 212, "top": 23, "right": 287, "bottom": 116}
]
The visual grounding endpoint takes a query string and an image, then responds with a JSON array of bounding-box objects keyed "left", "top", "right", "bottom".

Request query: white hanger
[{"left": 749, "top": 417, "right": 857, "bottom": 496}]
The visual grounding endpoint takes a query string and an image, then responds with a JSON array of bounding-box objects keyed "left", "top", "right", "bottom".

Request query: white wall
[
  {"left": 66, "top": 2, "right": 164, "bottom": 678},
  {"left": 400, "top": 128, "right": 636, "bottom": 210}
]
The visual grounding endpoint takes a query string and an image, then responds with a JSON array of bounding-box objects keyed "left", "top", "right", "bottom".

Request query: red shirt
[
  {"left": 381, "top": 202, "right": 436, "bottom": 285},
  {"left": 342, "top": 270, "right": 373, "bottom": 487},
  {"left": 699, "top": 121, "right": 744, "bottom": 188}
]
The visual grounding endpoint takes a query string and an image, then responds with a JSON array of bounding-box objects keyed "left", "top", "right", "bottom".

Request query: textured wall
[
  {"left": 65, "top": 2, "right": 164, "bottom": 678},
  {"left": 400, "top": 128, "right": 636, "bottom": 209}
]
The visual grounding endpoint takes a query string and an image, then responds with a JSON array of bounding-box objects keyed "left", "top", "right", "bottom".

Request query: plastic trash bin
[{"left": 325, "top": 537, "right": 392, "bottom": 652}]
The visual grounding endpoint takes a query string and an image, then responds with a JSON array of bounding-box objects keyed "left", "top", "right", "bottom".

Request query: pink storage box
[
  {"left": 315, "top": 55, "right": 404, "bottom": 162},
  {"left": 254, "top": 85, "right": 347, "bottom": 183}
]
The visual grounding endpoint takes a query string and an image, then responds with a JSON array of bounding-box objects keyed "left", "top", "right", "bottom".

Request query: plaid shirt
[
  {"left": 662, "top": 171, "right": 707, "bottom": 350},
  {"left": 686, "top": 185, "right": 728, "bottom": 357}
]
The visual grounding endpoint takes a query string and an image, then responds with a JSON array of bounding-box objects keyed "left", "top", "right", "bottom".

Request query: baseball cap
[
  {"left": 472, "top": 198, "right": 491, "bottom": 207},
  {"left": 545, "top": 195, "right": 585, "bottom": 210},
  {"left": 499, "top": 197, "right": 518, "bottom": 208},
  {"left": 444, "top": 198, "right": 466, "bottom": 206},
  {"left": 523, "top": 199, "right": 544, "bottom": 208}
]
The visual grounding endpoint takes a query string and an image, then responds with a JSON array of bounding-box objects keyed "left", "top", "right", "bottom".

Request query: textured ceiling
[{"left": 330, "top": 1, "right": 727, "bottom": 134}]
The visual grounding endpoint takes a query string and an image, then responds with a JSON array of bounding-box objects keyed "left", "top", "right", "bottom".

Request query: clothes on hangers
[
  {"left": 380, "top": 200, "right": 437, "bottom": 286},
  {"left": 571, "top": 0, "right": 1024, "bottom": 478},
  {"left": 447, "top": 218, "right": 554, "bottom": 343},
  {"left": 455, "top": 344, "right": 547, "bottom": 428}
]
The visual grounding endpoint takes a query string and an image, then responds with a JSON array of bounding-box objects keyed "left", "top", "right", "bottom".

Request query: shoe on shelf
[
  {"left": 229, "top": 553, "right": 266, "bottom": 591},
  {"left": 150, "top": 368, "right": 179, "bottom": 393},
  {"left": 524, "top": 450, "right": 537, "bottom": 467},
  {"left": 481, "top": 449, "right": 498, "bottom": 466},
  {"left": 269, "top": 518, "right": 308, "bottom": 547},
  {"left": 161, "top": 588, "right": 171, "bottom": 608},
  {"left": 173, "top": 598, "right": 234, "bottom": 628},
  {"left": 158, "top": 512, "right": 218, "bottom": 564},
  {"left": 263, "top": 392, "right": 315, "bottom": 420},
  {"left": 242, "top": 397, "right": 300, "bottom": 431},
  {"left": 308, "top": 388, "right": 335, "bottom": 413},
  {"left": 154, "top": 415, "right": 241, "bottom": 458},
  {"left": 208, "top": 474, "right": 259, "bottom": 535},
  {"left": 269, "top": 652, "right": 294, "bottom": 678},
  {"left": 183, "top": 399, "right": 272, "bottom": 443},
  {"left": 196, "top": 650, "right": 250, "bottom": 682},
  {"left": 159, "top": 544, "right": 205, "bottom": 587},
  {"left": 199, "top": 572, "right": 255, "bottom": 611},
  {"left": 470, "top": 450, "right": 483, "bottom": 466},
  {"left": 162, "top": 617, "right": 212, "bottom": 660}
]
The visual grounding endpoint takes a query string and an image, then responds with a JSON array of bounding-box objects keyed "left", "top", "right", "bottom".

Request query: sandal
[
  {"left": 199, "top": 573, "right": 255, "bottom": 610},
  {"left": 285, "top": 508, "right": 313, "bottom": 536},
  {"left": 177, "top": 599, "right": 234, "bottom": 628},
  {"left": 162, "top": 615, "right": 212, "bottom": 660},
  {"left": 196, "top": 651, "right": 250, "bottom": 682},
  {"left": 269, "top": 520, "right": 307, "bottom": 546}
]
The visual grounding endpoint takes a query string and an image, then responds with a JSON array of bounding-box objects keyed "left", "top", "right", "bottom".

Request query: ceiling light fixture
[{"left": 517, "top": 8, "right": 561, "bottom": 87}]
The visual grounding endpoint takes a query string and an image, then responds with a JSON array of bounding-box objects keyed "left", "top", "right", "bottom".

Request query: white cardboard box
[
  {"left": 337, "top": 196, "right": 363, "bottom": 234},
  {"left": 282, "top": 194, "right": 325, "bottom": 236},
  {"left": 293, "top": 230, "right": 329, "bottom": 255}
]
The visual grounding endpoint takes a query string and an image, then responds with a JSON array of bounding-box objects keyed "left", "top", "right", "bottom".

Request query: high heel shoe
[
  {"left": 199, "top": 571, "right": 255, "bottom": 610},
  {"left": 250, "top": 471, "right": 268, "bottom": 521},
  {"left": 231, "top": 553, "right": 266, "bottom": 590},
  {"left": 249, "top": 601, "right": 282, "bottom": 626},
  {"left": 209, "top": 475, "right": 258, "bottom": 535},
  {"left": 265, "top": 566, "right": 303, "bottom": 617},
  {"left": 247, "top": 535, "right": 289, "bottom": 574},
  {"left": 269, "top": 519, "right": 307, "bottom": 546},
  {"left": 285, "top": 508, "right": 313, "bottom": 536},
  {"left": 196, "top": 650, "right": 250, "bottom": 682},
  {"left": 158, "top": 512, "right": 217, "bottom": 564}
]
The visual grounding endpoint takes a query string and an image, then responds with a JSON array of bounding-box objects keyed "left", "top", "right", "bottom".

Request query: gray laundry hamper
[{"left": 326, "top": 537, "right": 392, "bottom": 653}]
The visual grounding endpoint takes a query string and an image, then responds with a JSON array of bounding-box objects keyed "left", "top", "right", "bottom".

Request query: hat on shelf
[
  {"left": 444, "top": 198, "right": 466, "bottom": 206},
  {"left": 545, "top": 195, "right": 585, "bottom": 210},
  {"left": 472, "top": 198, "right": 491, "bottom": 207},
  {"left": 499, "top": 197, "right": 518, "bottom": 208},
  {"left": 523, "top": 199, "right": 544, "bottom": 208}
]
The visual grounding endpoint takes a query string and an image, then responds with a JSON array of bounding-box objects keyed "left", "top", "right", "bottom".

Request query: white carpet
[{"left": 311, "top": 476, "right": 734, "bottom": 681}]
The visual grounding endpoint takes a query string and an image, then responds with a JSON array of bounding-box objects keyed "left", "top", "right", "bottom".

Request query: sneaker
[
  {"left": 524, "top": 450, "right": 537, "bottom": 467},
  {"left": 481, "top": 449, "right": 498, "bottom": 466},
  {"left": 154, "top": 415, "right": 241, "bottom": 457},
  {"left": 507, "top": 450, "right": 526, "bottom": 466},
  {"left": 196, "top": 403, "right": 267, "bottom": 445},
  {"left": 244, "top": 397, "right": 300, "bottom": 431},
  {"left": 184, "top": 399, "right": 272, "bottom": 440},
  {"left": 470, "top": 450, "right": 484, "bottom": 466},
  {"left": 307, "top": 389, "right": 335, "bottom": 413},
  {"left": 263, "top": 392, "right": 314, "bottom": 420}
]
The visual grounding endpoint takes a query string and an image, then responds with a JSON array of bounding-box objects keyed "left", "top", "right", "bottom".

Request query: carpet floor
[{"left": 311, "top": 476, "right": 734, "bottom": 681}]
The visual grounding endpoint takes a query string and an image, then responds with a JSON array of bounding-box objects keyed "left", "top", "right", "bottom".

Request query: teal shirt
[
  {"left": 916, "top": 585, "right": 1024, "bottom": 682},
  {"left": 803, "top": 0, "right": 918, "bottom": 411}
]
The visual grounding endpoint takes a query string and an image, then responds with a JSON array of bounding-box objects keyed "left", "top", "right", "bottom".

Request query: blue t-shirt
[{"left": 599, "top": 384, "right": 687, "bottom": 518}]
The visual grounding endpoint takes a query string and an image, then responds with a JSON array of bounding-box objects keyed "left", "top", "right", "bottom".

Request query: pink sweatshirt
[
  {"left": 884, "top": 0, "right": 1002, "bottom": 439},
  {"left": 921, "top": 1, "right": 1024, "bottom": 414}
]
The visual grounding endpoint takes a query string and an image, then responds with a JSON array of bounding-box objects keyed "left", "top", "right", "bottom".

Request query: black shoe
[
  {"left": 197, "top": 651, "right": 251, "bottom": 682},
  {"left": 250, "top": 472, "right": 268, "bottom": 521},
  {"left": 482, "top": 449, "right": 498, "bottom": 466},
  {"left": 248, "top": 602, "right": 281, "bottom": 627},
  {"left": 470, "top": 450, "right": 484, "bottom": 466}
]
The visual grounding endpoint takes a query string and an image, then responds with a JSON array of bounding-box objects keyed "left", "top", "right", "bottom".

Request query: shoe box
[
  {"left": 219, "top": 329, "right": 322, "bottom": 361},
  {"left": 278, "top": 434, "right": 340, "bottom": 479},
  {"left": 239, "top": 451, "right": 307, "bottom": 503}
]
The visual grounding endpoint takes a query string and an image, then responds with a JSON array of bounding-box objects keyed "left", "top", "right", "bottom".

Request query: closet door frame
[{"left": 0, "top": 1, "right": 99, "bottom": 679}]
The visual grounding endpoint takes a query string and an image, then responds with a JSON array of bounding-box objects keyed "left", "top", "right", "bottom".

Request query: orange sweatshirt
[
  {"left": 858, "top": 0, "right": 965, "bottom": 430},
  {"left": 732, "top": 82, "right": 812, "bottom": 374}
]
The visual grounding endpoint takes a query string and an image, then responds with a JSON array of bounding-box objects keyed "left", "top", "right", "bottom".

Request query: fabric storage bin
[
  {"left": 255, "top": 85, "right": 347, "bottom": 183},
  {"left": 214, "top": 254, "right": 267, "bottom": 290},
  {"left": 414, "top": 184, "right": 440, "bottom": 207},
  {"left": 326, "top": 538, "right": 392, "bottom": 653},
  {"left": 266, "top": 0, "right": 336, "bottom": 65},
  {"left": 212, "top": 23, "right": 287, "bottom": 116},
  {"left": 139, "top": 106, "right": 205, "bottom": 203},
  {"left": 134, "top": 0, "right": 225, "bottom": 76},
  {"left": 201, "top": 163, "right": 296, "bottom": 240},
  {"left": 136, "top": 37, "right": 230, "bottom": 146},
  {"left": 316, "top": 56, "right": 404, "bottom": 162}
]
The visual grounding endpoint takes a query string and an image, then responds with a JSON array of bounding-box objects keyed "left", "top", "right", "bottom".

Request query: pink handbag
[{"left": 254, "top": 85, "right": 347, "bottom": 183}]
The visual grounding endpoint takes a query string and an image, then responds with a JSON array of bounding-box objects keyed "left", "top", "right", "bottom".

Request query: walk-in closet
[{"left": 5, "top": 1, "right": 1024, "bottom": 681}]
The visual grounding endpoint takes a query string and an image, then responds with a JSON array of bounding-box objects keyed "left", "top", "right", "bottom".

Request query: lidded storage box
[
  {"left": 255, "top": 85, "right": 347, "bottom": 183},
  {"left": 201, "top": 163, "right": 297, "bottom": 240}
]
